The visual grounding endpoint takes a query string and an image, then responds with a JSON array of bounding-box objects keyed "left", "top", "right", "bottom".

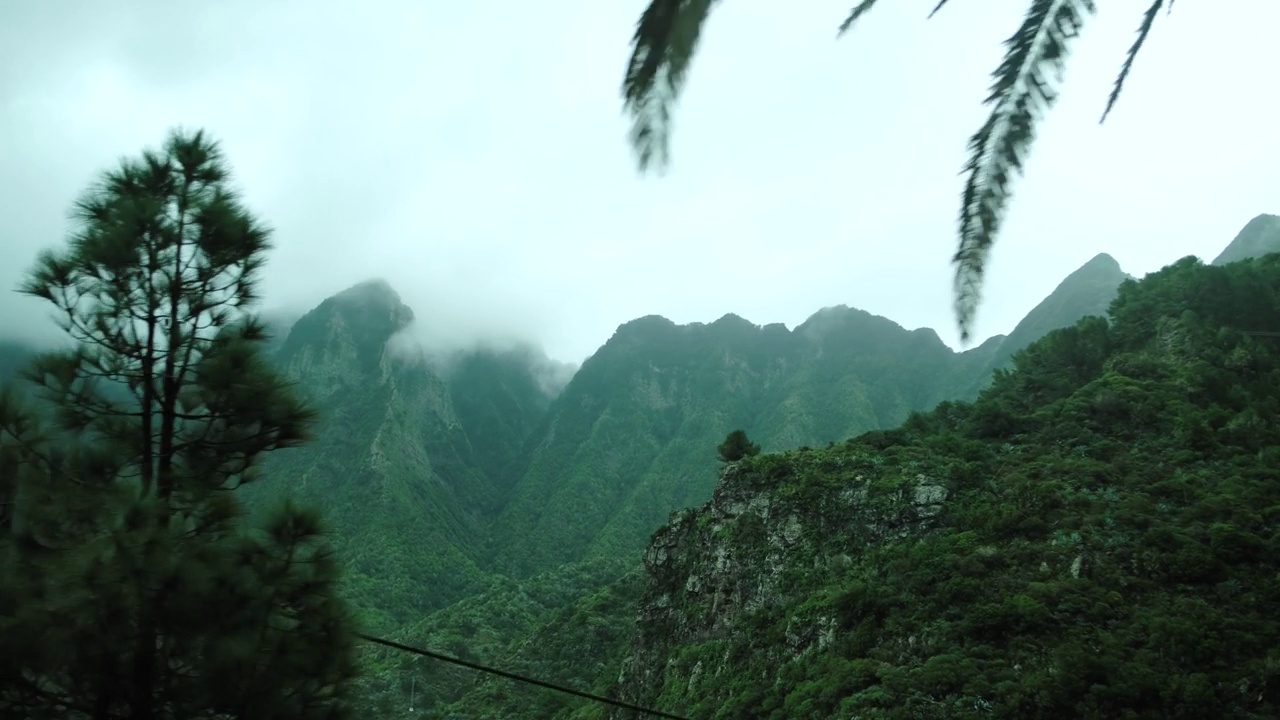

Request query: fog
[{"left": 2, "top": 0, "right": 1277, "bottom": 363}]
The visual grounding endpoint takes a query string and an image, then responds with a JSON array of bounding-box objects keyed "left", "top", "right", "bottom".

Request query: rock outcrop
[{"left": 610, "top": 448, "right": 951, "bottom": 718}]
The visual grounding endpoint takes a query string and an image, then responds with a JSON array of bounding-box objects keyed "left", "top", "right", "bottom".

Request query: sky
[{"left": 1, "top": 0, "right": 1277, "bottom": 364}]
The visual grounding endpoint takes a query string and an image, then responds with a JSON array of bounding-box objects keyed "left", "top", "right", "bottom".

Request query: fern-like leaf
[
  {"left": 953, "top": 0, "right": 1096, "bottom": 342},
  {"left": 838, "top": 0, "right": 885, "bottom": 36},
  {"left": 927, "top": 0, "right": 955, "bottom": 20},
  {"left": 622, "top": 0, "right": 722, "bottom": 173},
  {"left": 1100, "top": 0, "right": 1165, "bottom": 123}
]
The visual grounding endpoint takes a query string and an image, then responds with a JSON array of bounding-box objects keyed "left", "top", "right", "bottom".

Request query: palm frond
[
  {"left": 622, "top": 0, "right": 722, "bottom": 173},
  {"left": 927, "top": 0, "right": 955, "bottom": 20},
  {"left": 953, "top": 0, "right": 1096, "bottom": 342},
  {"left": 838, "top": 0, "right": 885, "bottom": 36},
  {"left": 1100, "top": 0, "right": 1165, "bottom": 123}
]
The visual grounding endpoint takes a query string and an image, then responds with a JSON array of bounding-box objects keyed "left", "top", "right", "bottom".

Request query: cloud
[{"left": 2, "top": 0, "right": 1278, "bottom": 363}]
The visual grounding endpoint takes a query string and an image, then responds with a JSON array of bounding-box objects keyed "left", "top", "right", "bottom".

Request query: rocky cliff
[
  {"left": 605, "top": 253, "right": 1280, "bottom": 719},
  {"left": 252, "top": 279, "right": 561, "bottom": 627},
  {"left": 490, "top": 307, "right": 999, "bottom": 578},
  {"left": 613, "top": 451, "right": 952, "bottom": 719}
]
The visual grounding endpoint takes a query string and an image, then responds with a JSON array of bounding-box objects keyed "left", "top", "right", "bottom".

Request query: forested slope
[{"left": 607, "top": 253, "right": 1280, "bottom": 719}]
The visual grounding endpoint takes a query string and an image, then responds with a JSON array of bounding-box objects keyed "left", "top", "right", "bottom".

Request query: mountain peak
[
  {"left": 333, "top": 278, "right": 411, "bottom": 314},
  {"left": 336, "top": 277, "right": 396, "bottom": 299},
  {"left": 1212, "top": 214, "right": 1280, "bottom": 266},
  {"left": 795, "top": 305, "right": 882, "bottom": 338},
  {"left": 711, "top": 312, "right": 753, "bottom": 327},
  {"left": 274, "top": 279, "right": 416, "bottom": 384},
  {"left": 608, "top": 315, "right": 678, "bottom": 343},
  {"left": 976, "top": 252, "right": 1131, "bottom": 383},
  {"left": 325, "top": 278, "right": 415, "bottom": 332},
  {"left": 1076, "top": 252, "right": 1121, "bottom": 274}
]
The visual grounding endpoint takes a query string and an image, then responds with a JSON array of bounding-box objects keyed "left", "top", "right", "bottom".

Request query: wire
[{"left": 356, "top": 632, "right": 689, "bottom": 720}]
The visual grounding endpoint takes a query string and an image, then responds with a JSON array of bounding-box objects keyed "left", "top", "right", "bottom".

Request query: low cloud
[
  {"left": 385, "top": 313, "right": 578, "bottom": 398},
  {"left": 3, "top": 0, "right": 1279, "bottom": 367}
]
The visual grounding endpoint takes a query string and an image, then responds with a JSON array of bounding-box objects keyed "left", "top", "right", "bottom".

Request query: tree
[
  {"left": 717, "top": 429, "right": 761, "bottom": 463},
  {"left": 619, "top": 0, "right": 1169, "bottom": 342},
  {"left": 0, "top": 129, "right": 358, "bottom": 719}
]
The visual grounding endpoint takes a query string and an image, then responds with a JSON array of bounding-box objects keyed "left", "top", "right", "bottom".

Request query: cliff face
[
  {"left": 603, "top": 253, "right": 1280, "bottom": 720},
  {"left": 273, "top": 278, "right": 417, "bottom": 399},
  {"left": 253, "top": 279, "right": 561, "bottom": 625},
  {"left": 490, "top": 307, "right": 999, "bottom": 578},
  {"left": 613, "top": 453, "right": 951, "bottom": 719}
]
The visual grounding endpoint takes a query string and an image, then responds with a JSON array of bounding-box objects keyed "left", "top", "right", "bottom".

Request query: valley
[{"left": 4, "top": 215, "right": 1278, "bottom": 718}]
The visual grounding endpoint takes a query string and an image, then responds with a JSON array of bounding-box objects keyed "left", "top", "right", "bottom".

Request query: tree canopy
[
  {"left": 718, "top": 429, "right": 762, "bottom": 463},
  {"left": 0, "top": 128, "right": 358, "bottom": 719},
  {"left": 619, "top": 0, "right": 1170, "bottom": 342}
]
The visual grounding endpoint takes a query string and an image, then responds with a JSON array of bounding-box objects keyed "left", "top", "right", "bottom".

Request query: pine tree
[
  {"left": 717, "top": 429, "right": 761, "bottom": 463},
  {"left": 619, "top": 0, "right": 1170, "bottom": 341},
  {"left": 0, "top": 129, "right": 358, "bottom": 719}
]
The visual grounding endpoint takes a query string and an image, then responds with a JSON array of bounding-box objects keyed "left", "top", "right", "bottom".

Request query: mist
[
  {"left": 382, "top": 290, "right": 579, "bottom": 398},
  {"left": 3, "top": 0, "right": 1280, "bottom": 366}
]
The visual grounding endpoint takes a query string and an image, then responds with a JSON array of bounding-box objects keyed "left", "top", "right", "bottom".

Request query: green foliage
[
  {"left": 493, "top": 307, "right": 1004, "bottom": 578},
  {"left": 351, "top": 559, "right": 639, "bottom": 719},
  {"left": 443, "top": 346, "right": 563, "bottom": 493},
  {"left": 619, "top": 0, "right": 1174, "bottom": 340},
  {"left": 0, "top": 128, "right": 357, "bottom": 719},
  {"left": 251, "top": 370, "right": 496, "bottom": 628},
  {"left": 717, "top": 429, "right": 760, "bottom": 463},
  {"left": 242, "top": 283, "right": 525, "bottom": 625},
  {"left": 617, "top": 254, "right": 1280, "bottom": 719}
]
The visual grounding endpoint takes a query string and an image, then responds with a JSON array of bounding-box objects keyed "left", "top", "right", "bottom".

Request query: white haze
[{"left": 2, "top": 1, "right": 1278, "bottom": 363}]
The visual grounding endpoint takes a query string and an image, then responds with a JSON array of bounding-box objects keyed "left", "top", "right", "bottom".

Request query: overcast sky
[{"left": 1, "top": 0, "right": 1277, "bottom": 363}]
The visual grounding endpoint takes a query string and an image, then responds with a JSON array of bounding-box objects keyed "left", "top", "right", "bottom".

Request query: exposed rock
[{"left": 611, "top": 451, "right": 951, "bottom": 717}]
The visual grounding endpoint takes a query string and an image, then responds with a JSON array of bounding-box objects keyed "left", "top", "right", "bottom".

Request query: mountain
[
  {"left": 10, "top": 212, "right": 1274, "bottom": 717},
  {"left": 435, "top": 344, "right": 575, "bottom": 490},
  {"left": 372, "top": 215, "right": 1280, "bottom": 719},
  {"left": 487, "top": 307, "right": 1004, "bottom": 578},
  {"left": 604, "top": 253, "right": 1280, "bottom": 719},
  {"left": 970, "top": 252, "right": 1132, "bottom": 391},
  {"left": 252, "top": 279, "right": 562, "bottom": 628},
  {"left": 222, "top": 249, "right": 1119, "bottom": 715},
  {"left": 1212, "top": 213, "right": 1280, "bottom": 266}
]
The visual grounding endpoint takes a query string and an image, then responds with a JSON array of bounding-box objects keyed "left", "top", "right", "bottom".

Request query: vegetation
[
  {"left": 341, "top": 247, "right": 1280, "bottom": 719},
  {"left": 619, "top": 0, "right": 1173, "bottom": 340},
  {"left": 353, "top": 559, "right": 639, "bottom": 719},
  {"left": 617, "top": 253, "right": 1280, "bottom": 719},
  {"left": 3, "top": 128, "right": 1272, "bottom": 720},
  {"left": 0, "top": 129, "right": 358, "bottom": 719},
  {"left": 716, "top": 429, "right": 760, "bottom": 463},
  {"left": 491, "top": 308, "right": 1008, "bottom": 578}
]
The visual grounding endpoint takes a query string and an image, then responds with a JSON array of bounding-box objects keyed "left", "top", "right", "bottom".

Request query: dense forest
[
  {"left": 3, "top": 127, "right": 1280, "bottom": 719},
  {"left": 607, "top": 253, "right": 1280, "bottom": 719}
]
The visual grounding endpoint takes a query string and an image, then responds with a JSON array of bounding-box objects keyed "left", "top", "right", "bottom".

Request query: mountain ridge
[
  {"left": 1213, "top": 213, "right": 1280, "bottom": 266},
  {"left": 605, "top": 250, "right": 1280, "bottom": 719},
  {"left": 325, "top": 212, "right": 1280, "bottom": 718},
  {"left": 6, "top": 213, "right": 1280, "bottom": 717}
]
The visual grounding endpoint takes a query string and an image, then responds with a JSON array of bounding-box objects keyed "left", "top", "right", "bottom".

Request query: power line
[{"left": 356, "top": 632, "right": 689, "bottom": 720}]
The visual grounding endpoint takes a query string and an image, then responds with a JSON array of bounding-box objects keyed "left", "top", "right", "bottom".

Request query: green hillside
[
  {"left": 490, "top": 308, "right": 1001, "bottom": 578},
  {"left": 606, "top": 253, "right": 1280, "bottom": 719},
  {"left": 5, "top": 213, "right": 1249, "bottom": 717}
]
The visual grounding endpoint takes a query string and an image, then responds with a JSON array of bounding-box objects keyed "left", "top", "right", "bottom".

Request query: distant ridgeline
[
  {"left": 605, "top": 250, "right": 1280, "bottom": 719},
  {"left": 1, "top": 213, "right": 1278, "bottom": 718}
]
